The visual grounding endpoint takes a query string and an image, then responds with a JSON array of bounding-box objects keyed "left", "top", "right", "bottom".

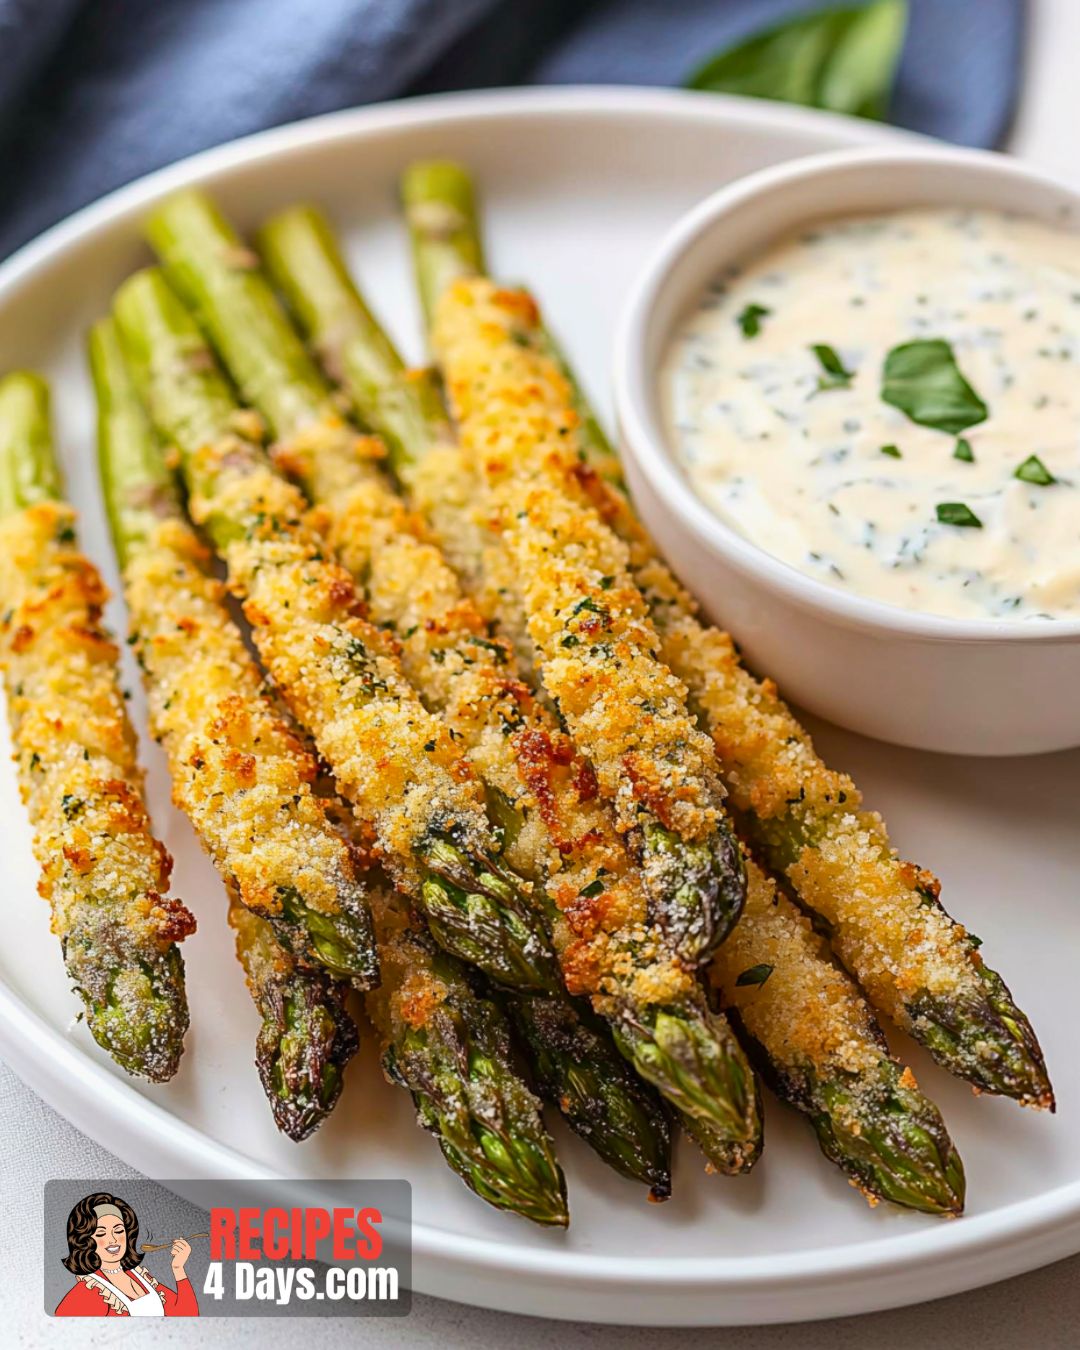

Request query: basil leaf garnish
[
  {"left": 735, "top": 963, "right": 774, "bottom": 988},
  {"left": 737, "top": 302, "right": 771, "bottom": 338},
  {"left": 880, "top": 443, "right": 902, "bottom": 458},
  {"left": 685, "top": 0, "right": 907, "bottom": 122},
  {"left": 936, "top": 502, "right": 983, "bottom": 528},
  {"left": 953, "top": 437, "right": 975, "bottom": 462},
  {"left": 811, "top": 343, "right": 855, "bottom": 393},
  {"left": 881, "top": 339, "right": 988, "bottom": 435},
  {"left": 1014, "top": 454, "right": 1055, "bottom": 486}
]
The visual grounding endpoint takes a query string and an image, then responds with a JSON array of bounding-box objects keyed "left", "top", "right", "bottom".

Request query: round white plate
[{"left": 0, "top": 87, "right": 1075, "bottom": 1327}]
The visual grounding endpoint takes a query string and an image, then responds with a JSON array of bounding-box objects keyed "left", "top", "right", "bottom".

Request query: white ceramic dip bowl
[{"left": 613, "top": 146, "right": 1080, "bottom": 755}]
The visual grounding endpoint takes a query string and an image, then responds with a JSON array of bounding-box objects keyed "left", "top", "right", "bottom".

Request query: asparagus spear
[
  {"left": 403, "top": 167, "right": 745, "bottom": 970},
  {"left": 714, "top": 856, "right": 964, "bottom": 1214},
  {"left": 366, "top": 884, "right": 568, "bottom": 1225},
  {"left": 0, "top": 371, "right": 194, "bottom": 1081},
  {"left": 90, "top": 316, "right": 379, "bottom": 987},
  {"left": 552, "top": 385, "right": 1052, "bottom": 1109},
  {"left": 112, "top": 263, "right": 557, "bottom": 997},
  {"left": 258, "top": 202, "right": 761, "bottom": 1173},
  {"left": 402, "top": 162, "right": 1053, "bottom": 1112},
  {"left": 90, "top": 318, "right": 372, "bottom": 1134},
  {"left": 145, "top": 192, "right": 680, "bottom": 1188},
  {"left": 228, "top": 898, "right": 359, "bottom": 1141}
]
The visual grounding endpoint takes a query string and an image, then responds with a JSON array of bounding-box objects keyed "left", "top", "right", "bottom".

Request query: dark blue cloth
[{"left": 0, "top": 0, "right": 1023, "bottom": 260}]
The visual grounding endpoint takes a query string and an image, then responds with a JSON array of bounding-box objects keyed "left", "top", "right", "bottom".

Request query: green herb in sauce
[
  {"left": 810, "top": 343, "right": 855, "bottom": 393},
  {"left": 953, "top": 437, "right": 975, "bottom": 463},
  {"left": 881, "top": 338, "right": 988, "bottom": 435},
  {"left": 1014, "top": 454, "right": 1055, "bottom": 486},
  {"left": 880, "top": 443, "right": 902, "bottom": 458},
  {"left": 936, "top": 502, "right": 983, "bottom": 528},
  {"left": 737, "top": 302, "right": 771, "bottom": 337}
]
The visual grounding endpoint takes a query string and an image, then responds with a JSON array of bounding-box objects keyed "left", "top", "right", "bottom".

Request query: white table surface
[{"left": 6, "top": 1, "right": 1080, "bottom": 1344}]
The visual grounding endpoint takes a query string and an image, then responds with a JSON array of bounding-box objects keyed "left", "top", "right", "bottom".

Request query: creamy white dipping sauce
[{"left": 662, "top": 208, "right": 1080, "bottom": 621}]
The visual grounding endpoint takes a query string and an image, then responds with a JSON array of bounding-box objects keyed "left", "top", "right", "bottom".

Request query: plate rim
[{"left": 1, "top": 84, "right": 1075, "bottom": 1325}]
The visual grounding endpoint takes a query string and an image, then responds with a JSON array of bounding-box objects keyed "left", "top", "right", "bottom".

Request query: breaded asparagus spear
[
  {"left": 365, "top": 881, "right": 568, "bottom": 1225},
  {"left": 256, "top": 204, "right": 973, "bottom": 1206},
  {"left": 403, "top": 169, "right": 744, "bottom": 971},
  {"left": 0, "top": 371, "right": 194, "bottom": 1080},
  {"left": 714, "top": 857, "right": 964, "bottom": 1214},
  {"left": 256, "top": 202, "right": 761, "bottom": 1173},
  {"left": 89, "top": 315, "right": 378, "bottom": 985},
  {"left": 90, "top": 318, "right": 365, "bottom": 1136},
  {"left": 403, "top": 161, "right": 1053, "bottom": 1112},
  {"left": 144, "top": 192, "right": 679, "bottom": 1189},
  {"left": 112, "top": 265, "right": 557, "bottom": 997},
  {"left": 228, "top": 899, "right": 359, "bottom": 1141}
]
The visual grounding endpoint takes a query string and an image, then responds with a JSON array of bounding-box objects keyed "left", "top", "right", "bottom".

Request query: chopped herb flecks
[
  {"left": 810, "top": 344, "right": 855, "bottom": 393},
  {"left": 737, "top": 303, "right": 771, "bottom": 338},
  {"left": 936, "top": 502, "right": 983, "bottom": 528},
  {"left": 1014, "top": 454, "right": 1055, "bottom": 486}
]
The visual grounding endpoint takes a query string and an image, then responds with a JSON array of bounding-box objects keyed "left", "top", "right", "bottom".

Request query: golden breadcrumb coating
[
  {"left": 277, "top": 413, "right": 690, "bottom": 1012},
  {"left": 122, "top": 515, "right": 365, "bottom": 922},
  {"left": 571, "top": 436, "right": 991, "bottom": 1031},
  {"left": 407, "top": 439, "right": 540, "bottom": 679},
  {"left": 0, "top": 503, "right": 194, "bottom": 1012},
  {"left": 183, "top": 429, "right": 493, "bottom": 889},
  {"left": 713, "top": 855, "right": 880, "bottom": 1079},
  {"left": 433, "top": 277, "right": 726, "bottom": 851},
  {"left": 438, "top": 278, "right": 993, "bottom": 1037}
]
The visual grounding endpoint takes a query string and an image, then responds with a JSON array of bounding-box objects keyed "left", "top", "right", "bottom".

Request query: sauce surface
[{"left": 662, "top": 208, "right": 1080, "bottom": 621}]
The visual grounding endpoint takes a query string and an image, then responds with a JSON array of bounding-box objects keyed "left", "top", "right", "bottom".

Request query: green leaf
[
  {"left": 880, "top": 443, "right": 902, "bottom": 458},
  {"left": 936, "top": 502, "right": 983, "bottom": 529},
  {"left": 685, "top": 0, "right": 907, "bottom": 122},
  {"left": 953, "top": 437, "right": 975, "bottom": 463},
  {"left": 810, "top": 343, "right": 855, "bottom": 392},
  {"left": 1014, "top": 454, "right": 1055, "bottom": 486},
  {"left": 735, "top": 963, "right": 774, "bottom": 988},
  {"left": 737, "top": 302, "right": 771, "bottom": 338},
  {"left": 881, "top": 339, "right": 989, "bottom": 435}
]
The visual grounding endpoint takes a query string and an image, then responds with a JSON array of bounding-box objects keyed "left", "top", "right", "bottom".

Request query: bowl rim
[{"left": 613, "top": 143, "right": 1080, "bottom": 646}]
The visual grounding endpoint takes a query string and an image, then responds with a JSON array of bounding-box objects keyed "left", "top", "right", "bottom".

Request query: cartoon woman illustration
[{"left": 54, "top": 1191, "right": 199, "bottom": 1317}]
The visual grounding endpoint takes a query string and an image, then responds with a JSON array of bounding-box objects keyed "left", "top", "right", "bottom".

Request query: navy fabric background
[{"left": 0, "top": 0, "right": 1023, "bottom": 259}]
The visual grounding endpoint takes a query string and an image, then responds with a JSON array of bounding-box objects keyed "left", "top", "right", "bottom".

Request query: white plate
[{"left": 0, "top": 87, "right": 1075, "bottom": 1327}]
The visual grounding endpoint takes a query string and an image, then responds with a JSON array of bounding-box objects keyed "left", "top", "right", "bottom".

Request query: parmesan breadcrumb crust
[
  {"left": 182, "top": 428, "right": 501, "bottom": 890},
  {"left": 278, "top": 412, "right": 692, "bottom": 1014},
  {"left": 714, "top": 854, "right": 963, "bottom": 1212},
  {"left": 434, "top": 279, "right": 1050, "bottom": 1105},
  {"left": 122, "top": 514, "right": 374, "bottom": 967},
  {"left": 433, "top": 278, "right": 728, "bottom": 855},
  {"left": 714, "top": 856, "right": 882, "bottom": 1080},
  {"left": 0, "top": 502, "right": 193, "bottom": 1078}
]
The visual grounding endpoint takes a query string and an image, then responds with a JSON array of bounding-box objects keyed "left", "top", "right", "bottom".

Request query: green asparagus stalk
[
  {"left": 504, "top": 991, "right": 672, "bottom": 1198},
  {"left": 401, "top": 159, "right": 486, "bottom": 334},
  {"left": 145, "top": 192, "right": 679, "bottom": 1189},
  {"left": 400, "top": 161, "right": 1052, "bottom": 1112},
  {"left": 543, "top": 320, "right": 1052, "bottom": 1110},
  {"left": 406, "top": 162, "right": 746, "bottom": 968},
  {"left": 715, "top": 855, "right": 964, "bottom": 1214},
  {"left": 0, "top": 371, "right": 193, "bottom": 1081},
  {"left": 89, "top": 315, "right": 380, "bottom": 987},
  {"left": 229, "top": 898, "right": 359, "bottom": 1141},
  {"left": 256, "top": 200, "right": 760, "bottom": 1172},
  {"left": 367, "top": 886, "right": 568, "bottom": 1226},
  {"left": 112, "top": 264, "right": 558, "bottom": 997}
]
